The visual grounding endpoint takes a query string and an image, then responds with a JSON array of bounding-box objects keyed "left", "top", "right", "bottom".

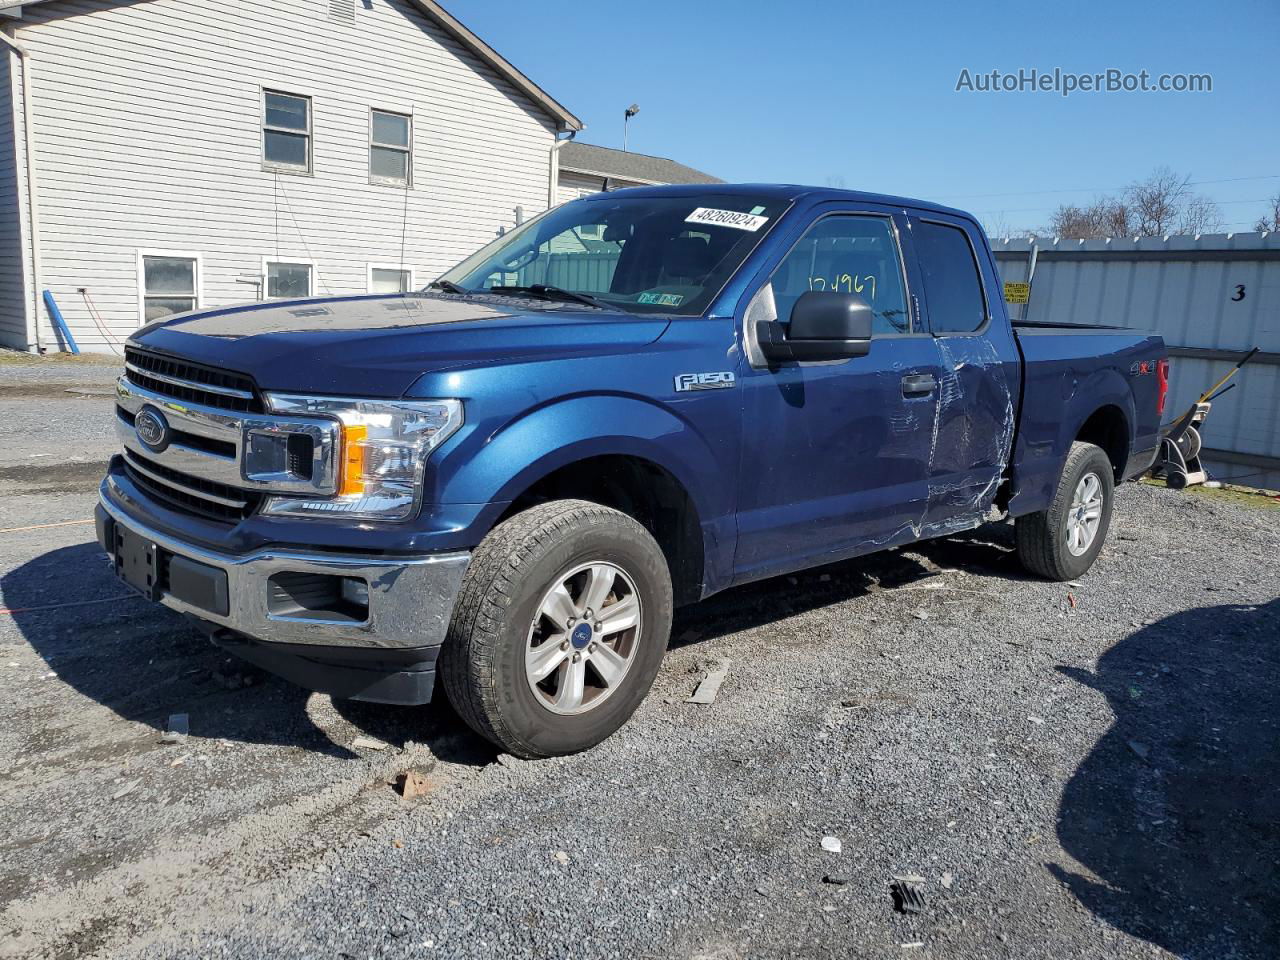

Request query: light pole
[{"left": 623, "top": 103, "right": 639, "bottom": 152}]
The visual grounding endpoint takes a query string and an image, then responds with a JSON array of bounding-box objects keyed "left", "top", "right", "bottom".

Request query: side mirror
[{"left": 757, "top": 291, "right": 873, "bottom": 362}]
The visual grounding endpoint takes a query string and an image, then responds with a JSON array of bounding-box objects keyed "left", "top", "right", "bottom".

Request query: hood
[{"left": 131, "top": 294, "right": 672, "bottom": 397}]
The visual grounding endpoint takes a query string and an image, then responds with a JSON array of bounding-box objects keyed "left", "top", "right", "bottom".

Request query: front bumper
[{"left": 96, "top": 483, "right": 470, "bottom": 704}]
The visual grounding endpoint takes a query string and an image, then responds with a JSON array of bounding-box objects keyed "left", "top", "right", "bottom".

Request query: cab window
[
  {"left": 913, "top": 221, "right": 987, "bottom": 334},
  {"left": 768, "top": 215, "right": 910, "bottom": 334}
]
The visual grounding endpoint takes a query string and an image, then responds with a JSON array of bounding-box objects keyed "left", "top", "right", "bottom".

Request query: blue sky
[{"left": 449, "top": 0, "right": 1280, "bottom": 233}]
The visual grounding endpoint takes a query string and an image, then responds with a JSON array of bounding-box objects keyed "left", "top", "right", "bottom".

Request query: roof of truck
[{"left": 589, "top": 182, "right": 976, "bottom": 220}]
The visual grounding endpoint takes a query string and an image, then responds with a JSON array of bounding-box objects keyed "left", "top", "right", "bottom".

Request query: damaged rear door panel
[{"left": 905, "top": 213, "right": 1020, "bottom": 535}]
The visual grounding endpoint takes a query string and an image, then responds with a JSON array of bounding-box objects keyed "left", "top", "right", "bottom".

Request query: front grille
[
  {"left": 124, "top": 347, "right": 263, "bottom": 413},
  {"left": 116, "top": 405, "right": 237, "bottom": 458},
  {"left": 123, "top": 450, "right": 261, "bottom": 524}
]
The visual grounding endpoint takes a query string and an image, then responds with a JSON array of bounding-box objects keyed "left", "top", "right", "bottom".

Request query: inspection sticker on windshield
[
  {"left": 685, "top": 207, "right": 769, "bottom": 232},
  {"left": 638, "top": 292, "right": 684, "bottom": 306}
]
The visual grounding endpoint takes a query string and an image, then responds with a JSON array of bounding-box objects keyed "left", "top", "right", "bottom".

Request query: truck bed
[{"left": 1008, "top": 324, "right": 1165, "bottom": 516}]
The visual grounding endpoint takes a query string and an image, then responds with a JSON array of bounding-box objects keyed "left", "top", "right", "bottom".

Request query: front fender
[{"left": 432, "top": 394, "right": 737, "bottom": 589}]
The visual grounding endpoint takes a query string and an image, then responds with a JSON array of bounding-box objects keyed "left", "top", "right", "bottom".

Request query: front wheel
[
  {"left": 440, "top": 499, "right": 673, "bottom": 758},
  {"left": 1015, "top": 441, "right": 1115, "bottom": 581}
]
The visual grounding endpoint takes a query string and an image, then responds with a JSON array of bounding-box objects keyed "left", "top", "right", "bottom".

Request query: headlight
[{"left": 260, "top": 396, "right": 463, "bottom": 521}]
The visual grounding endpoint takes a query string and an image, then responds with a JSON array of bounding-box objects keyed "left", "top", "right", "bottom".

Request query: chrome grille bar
[
  {"left": 123, "top": 451, "right": 250, "bottom": 509},
  {"left": 124, "top": 360, "right": 256, "bottom": 401}
]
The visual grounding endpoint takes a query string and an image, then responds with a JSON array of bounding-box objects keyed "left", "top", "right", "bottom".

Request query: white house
[{"left": 0, "top": 0, "right": 583, "bottom": 353}]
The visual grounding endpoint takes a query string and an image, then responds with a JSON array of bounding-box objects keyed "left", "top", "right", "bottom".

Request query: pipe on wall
[
  {"left": 547, "top": 129, "right": 575, "bottom": 209},
  {"left": 0, "top": 24, "right": 43, "bottom": 353}
]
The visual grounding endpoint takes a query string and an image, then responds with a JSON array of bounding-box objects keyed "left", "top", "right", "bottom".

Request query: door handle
[{"left": 901, "top": 374, "right": 937, "bottom": 396}]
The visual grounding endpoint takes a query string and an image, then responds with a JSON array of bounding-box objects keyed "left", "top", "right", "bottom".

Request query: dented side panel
[
  {"left": 918, "top": 334, "right": 1018, "bottom": 534},
  {"left": 903, "top": 210, "right": 1022, "bottom": 540}
]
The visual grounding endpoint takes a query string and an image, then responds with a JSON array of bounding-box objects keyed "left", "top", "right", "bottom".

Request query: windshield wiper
[
  {"left": 486, "top": 284, "right": 615, "bottom": 311},
  {"left": 427, "top": 279, "right": 470, "bottom": 294}
]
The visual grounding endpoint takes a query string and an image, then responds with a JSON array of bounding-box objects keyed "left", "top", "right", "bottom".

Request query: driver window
[{"left": 768, "top": 215, "right": 910, "bottom": 334}]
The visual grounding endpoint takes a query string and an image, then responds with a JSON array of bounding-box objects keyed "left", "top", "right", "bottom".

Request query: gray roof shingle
[{"left": 559, "top": 142, "right": 721, "bottom": 185}]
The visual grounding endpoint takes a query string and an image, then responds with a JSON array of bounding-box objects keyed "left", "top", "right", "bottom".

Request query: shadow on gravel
[
  {"left": 1052, "top": 598, "right": 1280, "bottom": 958},
  {"left": 2, "top": 542, "right": 490, "bottom": 766},
  {"left": 670, "top": 521, "right": 1028, "bottom": 646}
]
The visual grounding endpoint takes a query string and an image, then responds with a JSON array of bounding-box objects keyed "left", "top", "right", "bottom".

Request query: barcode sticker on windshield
[{"left": 685, "top": 208, "right": 769, "bottom": 232}]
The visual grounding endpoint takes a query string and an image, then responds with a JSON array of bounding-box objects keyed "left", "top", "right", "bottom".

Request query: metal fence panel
[{"left": 993, "top": 232, "right": 1280, "bottom": 488}]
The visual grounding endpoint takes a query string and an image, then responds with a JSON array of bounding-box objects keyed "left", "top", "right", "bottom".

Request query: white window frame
[
  {"left": 369, "top": 107, "right": 412, "bottom": 187},
  {"left": 262, "top": 88, "right": 313, "bottom": 175},
  {"left": 261, "top": 257, "right": 317, "bottom": 300},
  {"left": 366, "top": 264, "right": 416, "bottom": 294},
  {"left": 136, "top": 250, "right": 203, "bottom": 326}
]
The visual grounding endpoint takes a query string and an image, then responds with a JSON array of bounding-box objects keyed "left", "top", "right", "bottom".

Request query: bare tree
[
  {"left": 1127, "top": 166, "right": 1188, "bottom": 235},
  {"left": 1177, "top": 193, "right": 1224, "bottom": 234},
  {"left": 1253, "top": 194, "right": 1280, "bottom": 232},
  {"left": 1044, "top": 167, "right": 1222, "bottom": 238},
  {"left": 1049, "top": 197, "right": 1132, "bottom": 238},
  {"left": 981, "top": 212, "right": 1035, "bottom": 239}
]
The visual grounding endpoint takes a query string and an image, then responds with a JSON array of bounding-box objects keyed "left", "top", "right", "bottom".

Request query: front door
[{"left": 733, "top": 208, "right": 943, "bottom": 583}]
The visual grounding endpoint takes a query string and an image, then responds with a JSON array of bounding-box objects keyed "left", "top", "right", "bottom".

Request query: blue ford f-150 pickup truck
[{"left": 97, "top": 184, "right": 1167, "bottom": 757}]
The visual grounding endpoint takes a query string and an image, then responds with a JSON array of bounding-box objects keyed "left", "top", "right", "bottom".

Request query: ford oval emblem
[{"left": 135, "top": 406, "right": 171, "bottom": 453}]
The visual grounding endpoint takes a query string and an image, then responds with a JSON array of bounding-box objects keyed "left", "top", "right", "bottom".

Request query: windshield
[{"left": 437, "top": 192, "right": 791, "bottom": 315}]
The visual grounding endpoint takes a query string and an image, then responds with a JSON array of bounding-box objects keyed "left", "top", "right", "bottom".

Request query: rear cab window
[{"left": 912, "top": 220, "right": 988, "bottom": 335}]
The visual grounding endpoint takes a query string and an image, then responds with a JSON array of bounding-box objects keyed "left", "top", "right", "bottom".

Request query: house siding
[
  {"left": 8, "top": 0, "right": 559, "bottom": 351},
  {"left": 557, "top": 170, "right": 607, "bottom": 205},
  {"left": 0, "top": 45, "right": 29, "bottom": 349}
]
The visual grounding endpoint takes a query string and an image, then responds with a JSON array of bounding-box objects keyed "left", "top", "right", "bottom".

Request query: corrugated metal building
[
  {"left": 993, "top": 232, "right": 1280, "bottom": 488},
  {"left": 0, "top": 0, "right": 583, "bottom": 353}
]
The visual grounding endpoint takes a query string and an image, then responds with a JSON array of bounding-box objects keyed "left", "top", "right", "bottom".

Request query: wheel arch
[
  {"left": 1075, "top": 403, "right": 1131, "bottom": 482},
  {"left": 495, "top": 453, "right": 706, "bottom": 607},
  {"left": 439, "top": 395, "right": 730, "bottom": 605}
]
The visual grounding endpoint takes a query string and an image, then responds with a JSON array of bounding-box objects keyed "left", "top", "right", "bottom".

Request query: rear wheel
[
  {"left": 440, "top": 499, "right": 673, "bottom": 758},
  {"left": 1015, "top": 441, "right": 1115, "bottom": 581}
]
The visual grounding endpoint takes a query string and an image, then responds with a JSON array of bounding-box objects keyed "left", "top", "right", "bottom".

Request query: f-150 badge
[{"left": 674, "top": 372, "right": 736, "bottom": 392}]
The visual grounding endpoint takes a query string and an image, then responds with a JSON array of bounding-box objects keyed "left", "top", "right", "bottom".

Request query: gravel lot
[{"left": 1, "top": 357, "right": 1277, "bottom": 960}]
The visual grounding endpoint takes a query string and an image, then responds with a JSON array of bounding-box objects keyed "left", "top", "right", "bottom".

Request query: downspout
[
  {"left": 547, "top": 128, "right": 575, "bottom": 209},
  {"left": 0, "top": 25, "right": 43, "bottom": 353}
]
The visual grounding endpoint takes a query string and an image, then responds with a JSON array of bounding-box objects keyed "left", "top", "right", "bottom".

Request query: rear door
[
  {"left": 732, "top": 204, "right": 944, "bottom": 582},
  {"left": 906, "top": 215, "right": 1020, "bottom": 528}
]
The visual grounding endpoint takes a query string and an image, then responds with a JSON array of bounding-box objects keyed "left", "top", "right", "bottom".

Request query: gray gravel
[
  {"left": 1, "top": 376, "right": 1277, "bottom": 960},
  {"left": 0, "top": 356, "right": 122, "bottom": 469}
]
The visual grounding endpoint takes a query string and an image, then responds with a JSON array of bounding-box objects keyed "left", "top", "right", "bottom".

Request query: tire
[
  {"left": 1015, "top": 441, "right": 1115, "bottom": 581},
  {"left": 440, "top": 499, "right": 673, "bottom": 759}
]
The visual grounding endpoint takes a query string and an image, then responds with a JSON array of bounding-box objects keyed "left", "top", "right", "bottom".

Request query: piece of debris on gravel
[
  {"left": 394, "top": 770, "right": 433, "bottom": 799},
  {"left": 686, "top": 658, "right": 729, "bottom": 704},
  {"left": 821, "top": 836, "right": 842, "bottom": 854},
  {"left": 350, "top": 736, "right": 388, "bottom": 752},
  {"left": 891, "top": 875, "right": 927, "bottom": 914},
  {"left": 111, "top": 779, "right": 141, "bottom": 801},
  {"left": 159, "top": 713, "right": 189, "bottom": 743}
]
